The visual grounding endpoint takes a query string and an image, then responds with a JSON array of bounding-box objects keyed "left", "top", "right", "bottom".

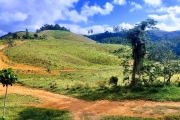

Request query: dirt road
[{"left": 0, "top": 85, "right": 180, "bottom": 120}]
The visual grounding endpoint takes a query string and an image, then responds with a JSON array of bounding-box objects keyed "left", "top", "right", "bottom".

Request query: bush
[
  {"left": 148, "top": 87, "right": 159, "bottom": 93},
  {"left": 110, "top": 85, "right": 122, "bottom": 92},
  {"left": 109, "top": 76, "right": 118, "bottom": 85},
  {"left": 177, "top": 82, "right": 180, "bottom": 87},
  {"left": 131, "top": 84, "right": 144, "bottom": 92}
]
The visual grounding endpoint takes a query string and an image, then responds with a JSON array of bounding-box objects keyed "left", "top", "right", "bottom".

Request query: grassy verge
[
  {"left": 0, "top": 94, "right": 72, "bottom": 120},
  {"left": 16, "top": 70, "right": 180, "bottom": 102},
  {"left": 101, "top": 114, "right": 180, "bottom": 120},
  {"left": 101, "top": 116, "right": 155, "bottom": 120}
]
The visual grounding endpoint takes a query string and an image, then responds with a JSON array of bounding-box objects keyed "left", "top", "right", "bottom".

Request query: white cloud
[
  {"left": 148, "top": 14, "right": 169, "bottom": 21},
  {"left": 156, "top": 7, "right": 168, "bottom": 13},
  {"left": 60, "top": 24, "right": 114, "bottom": 35},
  {"left": 155, "top": 23, "right": 179, "bottom": 31},
  {"left": 167, "top": 6, "right": 180, "bottom": 26},
  {"left": 143, "top": 0, "right": 162, "bottom": 7},
  {"left": 149, "top": 6, "right": 180, "bottom": 27},
  {"left": 129, "top": 2, "right": 143, "bottom": 12},
  {"left": 0, "top": 12, "right": 27, "bottom": 22},
  {"left": 113, "top": 0, "right": 126, "bottom": 5},
  {"left": 119, "top": 22, "right": 133, "bottom": 29},
  {"left": 0, "top": 0, "right": 116, "bottom": 34},
  {"left": 81, "top": 2, "right": 114, "bottom": 17}
]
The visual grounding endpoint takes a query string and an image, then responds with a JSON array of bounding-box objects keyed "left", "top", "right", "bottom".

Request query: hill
[
  {"left": 2, "top": 30, "right": 131, "bottom": 70},
  {"left": 0, "top": 31, "right": 36, "bottom": 39},
  {"left": 86, "top": 30, "right": 180, "bottom": 43}
]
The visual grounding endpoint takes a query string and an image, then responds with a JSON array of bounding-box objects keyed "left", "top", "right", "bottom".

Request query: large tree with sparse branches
[{"left": 123, "top": 19, "right": 158, "bottom": 87}]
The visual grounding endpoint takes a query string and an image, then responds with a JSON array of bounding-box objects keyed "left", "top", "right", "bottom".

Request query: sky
[{"left": 0, "top": 0, "right": 180, "bottom": 36}]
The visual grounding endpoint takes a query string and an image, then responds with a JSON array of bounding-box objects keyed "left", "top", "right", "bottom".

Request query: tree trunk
[
  {"left": 130, "top": 59, "right": 137, "bottom": 87},
  {"left": 2, "top": 86, "right": 8, "bottom": 118}
]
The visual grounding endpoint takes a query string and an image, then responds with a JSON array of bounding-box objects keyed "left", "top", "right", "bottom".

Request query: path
[{"left": 0, "top": 85, "right": 180, "bottom": 120}]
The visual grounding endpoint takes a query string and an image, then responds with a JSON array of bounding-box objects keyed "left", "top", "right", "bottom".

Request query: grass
[
  {"left": 16, "top": 70, "right": 180, "bottom": 102},
  {"left": 0, "top": 94, "right": 73, "bottom": 120},
  {"left": 101, "top": 114, "right": 180, "bottom": 120},
  {"left": 3, "top": 31, "right": 131, "bottom": 70},
  {"left": 101, "top": 116, "right": 155, "bottom": 120}
]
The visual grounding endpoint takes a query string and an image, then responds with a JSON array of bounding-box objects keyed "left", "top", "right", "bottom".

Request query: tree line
[{"left": 36, "top": 24, "right": 70, "bottom": 33}]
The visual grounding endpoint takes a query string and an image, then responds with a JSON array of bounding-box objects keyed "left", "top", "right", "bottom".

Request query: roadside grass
[
  {"left": 16, "top": 70, "right": 180, "bottom": 102},
  {"left": 101, "top": 114, "right": 180, "bottom": 120},
  {"left": 0, "top": 94, "right": 72, "bottom": 120},
  {"left": 101, "top": 116, "right": 156, "bottom": 120},
  {"left": 3, "top": 31, "right": 131, "bottom": 70}
]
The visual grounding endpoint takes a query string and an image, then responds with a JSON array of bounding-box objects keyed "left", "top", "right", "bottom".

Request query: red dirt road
[{"left": 0, "top": 85, "right": 180, "bottom": 120}]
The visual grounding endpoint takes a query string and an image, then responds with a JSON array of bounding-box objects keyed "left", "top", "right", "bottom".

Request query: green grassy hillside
[
  {"left": 3, "top": 30, "right": 131, "bottom": 70},
  {"left": 39, "top": 30, "right": 95, "bottom": 42}
]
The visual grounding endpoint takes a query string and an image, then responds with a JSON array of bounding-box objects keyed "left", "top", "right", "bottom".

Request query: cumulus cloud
[
  {"left": 129, "top": 1, "right": 143, "bottom": 12},
  {"left": 167, "top": 6, "right": 180, "bottom": 26},
  {"left": 143, "top": 0, "right": 162, "bottom": 7},
  {"left": 149, "top": 6, "right": 180, "bottom": 27},
  {"left": 0, "top": 12, "right": 27, "bottom": 22},
  {"left": 148, "top": 14, "right": 169, "bottom": 21},
  {"left": 61, "top": 24, "right": 114, "bottom": 35},
  {"left": 113, "top": 0, "right": 126, "bottom": 5},
  {"left": 155, "top": 23, "right": 179, "bottom": 31},
  {"left": 119, "top": 22, "right": 133, "bottom": 29},
  {"left": 156, "top": 7, "right": 168, "bottom": 13},
  {"left": 0, "top": 0, "right": 115, "bottom": 35},
  {"left": 81, "top": 2, "right": 114, "bottom": 17}
]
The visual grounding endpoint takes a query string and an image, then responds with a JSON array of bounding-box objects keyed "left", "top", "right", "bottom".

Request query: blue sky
[{"left": 0, "top": 0, "right": 180, "bottom": 36}]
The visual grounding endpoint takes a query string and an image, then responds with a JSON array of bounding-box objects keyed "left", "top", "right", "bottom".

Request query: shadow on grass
[{"left": 17, "top": 107, "right": 73, "bottom": 120}]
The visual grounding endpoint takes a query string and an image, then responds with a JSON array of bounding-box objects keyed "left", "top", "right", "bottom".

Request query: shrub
[
  {"left": 110, "top": 85, "right": 122, "bottom": 92},
  {"left": 148, "top": 87, "right": 159, "bottom": 93},
  {"left": 109, "top": 76, "right": 118, "bottom": 86},
  {"left": 177, "top": 82, "right": 180, "bottom": 87}
]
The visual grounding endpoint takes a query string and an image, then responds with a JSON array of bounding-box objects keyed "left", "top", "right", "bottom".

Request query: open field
[{"left": 0, "top": 30, "right": 180, "bottom": 119}]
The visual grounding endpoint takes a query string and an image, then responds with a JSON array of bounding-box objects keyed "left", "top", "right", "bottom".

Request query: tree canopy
[{"left": 36, "top": 24, "right": 70, "bottom": 33}]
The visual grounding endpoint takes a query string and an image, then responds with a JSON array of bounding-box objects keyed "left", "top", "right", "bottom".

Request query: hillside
[
  {"left": 2, "top": 30, "right": 131, "bottom": 70},
  {"left": 86, "top": 30, "right": 180, "bottom": 42},
  {"left": 0, "top": 31, "right": 36, "bottom": 39}
]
